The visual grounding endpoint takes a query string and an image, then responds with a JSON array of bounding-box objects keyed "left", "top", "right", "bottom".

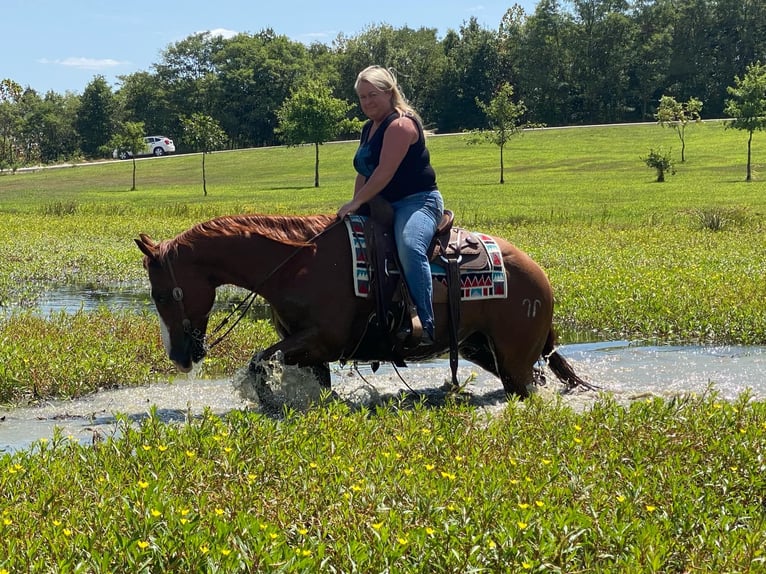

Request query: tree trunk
[
  {"left": 131, "top": 157, "right": 137, "bottom": 191},
  {"left": 202, "top": 150, "right": 208, "bottom": 196},
  {"left": 499, "top": 143, "right": 505, "bottom": 184},
  {"left": 314, "top": 142, "right": 320, "bottom": 188},
  {"left": 746, "top": 130, "right": 753, "bottom": 182},
  {"left": 657, "top": 168, "right": 665, "bottom": 183}
]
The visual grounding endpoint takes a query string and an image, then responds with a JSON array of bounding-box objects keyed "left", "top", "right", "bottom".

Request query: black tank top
[{"left": 353, "top": 112, "right": 437, "bottom": 202}]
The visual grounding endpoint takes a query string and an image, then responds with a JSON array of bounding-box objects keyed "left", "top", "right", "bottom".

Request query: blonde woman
[{"left": 337, "top": 65, "right": 443, "bottom": 345}]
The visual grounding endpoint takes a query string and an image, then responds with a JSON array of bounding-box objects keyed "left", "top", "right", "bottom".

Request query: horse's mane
[{"left": 158, "top": 213, "right": 338, "bottom": 259}]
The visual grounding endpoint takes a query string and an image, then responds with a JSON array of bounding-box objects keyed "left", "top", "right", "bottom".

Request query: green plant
[
  {"left": 642, "top": 147, "right": 675, "bottom": 182},
  {"left": 0, "top": 394, "right": 764, "bottom": 571}
]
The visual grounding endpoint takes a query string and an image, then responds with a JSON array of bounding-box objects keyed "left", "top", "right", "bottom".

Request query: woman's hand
[{"left": 337, "top": 199, "right": 361, "bottom": 220}]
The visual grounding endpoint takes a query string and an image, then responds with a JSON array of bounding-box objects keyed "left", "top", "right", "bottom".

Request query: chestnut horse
[{"left": 135, "top": 213, "right": 591, "bottom": 397}]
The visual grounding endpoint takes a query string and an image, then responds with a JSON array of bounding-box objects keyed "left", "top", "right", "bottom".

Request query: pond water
[
  {"left": 22, "top": 285, "right": 272, "bottom": 319},
  {"left": 2, "top": 341, "right": 764, "bottom": 454},
  {"left": 1, "top": 287, "right": 764, "bottom": 453}
]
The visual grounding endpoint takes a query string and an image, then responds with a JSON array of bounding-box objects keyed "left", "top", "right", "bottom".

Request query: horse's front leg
[{"left": 248, "top": 329, "right": 333, "bottom": 392}]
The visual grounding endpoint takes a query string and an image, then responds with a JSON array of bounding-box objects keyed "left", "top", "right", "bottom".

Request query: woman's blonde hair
[{"left": 355, "top": 65, "right": 421, "bottom": 123}]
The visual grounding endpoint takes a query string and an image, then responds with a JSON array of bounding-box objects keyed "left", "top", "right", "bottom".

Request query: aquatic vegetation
[{"left": 0, "top": 394, "right": 763, "bottom": 571}]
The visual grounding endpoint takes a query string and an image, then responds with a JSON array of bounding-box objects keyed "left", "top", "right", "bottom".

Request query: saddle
[
  {"left": 428, "top": 211, "right": 491, "bottom": 271},
  {"left": 361, "top": 197, "right": 482, "bottom": 385}
]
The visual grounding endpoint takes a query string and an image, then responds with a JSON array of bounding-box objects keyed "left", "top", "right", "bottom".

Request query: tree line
[{"left": 1, "top": 0, "right": 765, "bottom": 168}]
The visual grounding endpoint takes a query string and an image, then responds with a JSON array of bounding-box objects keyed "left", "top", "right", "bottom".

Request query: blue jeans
[{"left": 391, "top": 190, "right": 444, "bottom": 338}]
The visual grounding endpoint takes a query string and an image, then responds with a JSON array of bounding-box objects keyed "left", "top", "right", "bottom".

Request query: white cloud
[
  {"left": 300, "top": 31, "right": 335, "bottom": 41},
  {"left": 201, "top": 28, "right": 238, "bottom": 39},
  {"left": 38, "top": 57, "right": 127, "bottom": 70}
]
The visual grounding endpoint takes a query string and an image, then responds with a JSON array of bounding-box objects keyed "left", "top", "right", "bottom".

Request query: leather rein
[{"left": 161, "top": 219, "right": 343, "bottom": 352}]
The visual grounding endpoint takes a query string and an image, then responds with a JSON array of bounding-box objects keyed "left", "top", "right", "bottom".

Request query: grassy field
[
  {"left": 0, "top": 120, "right": 764, "bottom": 402},
  {"left": 0, "top": 121, "right": 765, "bottom": 572},
  {"left": 1, "top": 393, "right": 765, "bottom": 572}
]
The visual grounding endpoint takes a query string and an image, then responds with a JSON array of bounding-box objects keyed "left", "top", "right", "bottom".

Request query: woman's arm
[{"left": 338, "top": 116, "right": 418, "bottom": 218}]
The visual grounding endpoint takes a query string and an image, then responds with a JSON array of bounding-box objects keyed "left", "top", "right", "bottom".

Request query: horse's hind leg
[
  {"left": 459, "top": 332, "right": 499, "bottom": 378},
  {"left": 459, "top": 332, "right": 533, "bottom": 398}
]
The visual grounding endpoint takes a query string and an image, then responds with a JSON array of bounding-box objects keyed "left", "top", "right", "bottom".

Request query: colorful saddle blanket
[{"left": 344, "top": 215, "right": 507, "bottom": 300}]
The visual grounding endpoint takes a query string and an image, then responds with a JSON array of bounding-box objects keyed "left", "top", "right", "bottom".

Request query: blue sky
[{"left": 3, "top": 0, "right": 537, "bottom": 95}]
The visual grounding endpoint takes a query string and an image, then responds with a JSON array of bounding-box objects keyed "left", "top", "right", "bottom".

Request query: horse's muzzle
[{"left": 169, "top": 335, "right": 207, "bottom": 372}]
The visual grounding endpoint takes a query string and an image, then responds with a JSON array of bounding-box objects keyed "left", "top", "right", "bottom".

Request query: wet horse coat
[{"left": 135, "top": 213, "right": 590, "bottom": 397}]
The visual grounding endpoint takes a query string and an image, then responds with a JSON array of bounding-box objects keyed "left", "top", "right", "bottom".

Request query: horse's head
[{"left": 135, "top": 233, "right": 216, "bottom": 372}]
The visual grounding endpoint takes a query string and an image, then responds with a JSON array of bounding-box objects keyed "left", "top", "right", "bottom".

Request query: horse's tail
[{"left": 542, "top": 329, "right": 598, "bottom": 391}]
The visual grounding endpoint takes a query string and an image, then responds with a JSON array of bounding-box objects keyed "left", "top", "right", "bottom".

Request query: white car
[{"left": 113, "top": 136, "right": 176, "bottom": 159}]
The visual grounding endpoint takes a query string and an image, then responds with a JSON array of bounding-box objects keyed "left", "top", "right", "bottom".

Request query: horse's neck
[{"left": 195, "top": 234, "right": 297, "bottom": 292}]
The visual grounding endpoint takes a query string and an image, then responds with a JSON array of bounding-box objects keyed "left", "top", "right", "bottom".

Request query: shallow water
[
  {"left": 22, "top": 284, "right": 273, "bottom": 319},
  {"left": 2, "top": 341, "right": 764, "bottom": 453}
]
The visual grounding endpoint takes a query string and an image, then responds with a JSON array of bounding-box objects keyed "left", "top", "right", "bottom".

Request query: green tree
[
  {"left": 642, "top": 147, "right": 675, "bottom": 182},
  {"left": 724, "top": 61, "right": 766, "bottom": 182},
  {"left": 76, "top": 76, "right": 115, "bottom": 158},
  {"left": 569, "top": 0, "right": 636, "bottom": 123},
  {"left": 515, "top": 0, "right": 576, "bottom": 125},
  {"left": 474, "top": 83, "right": 528, "bottom": 183},
  {"left": 630, "top": 0, "right": 675, "bottom": 120},
  {"left": 276, "top": 80, "right": 359, "bottom": 187},
  {"left": 181, "top": 113, "right": 227, "bottom": 196},
  {"left": 0, "top": 79, "right": 23, "bottom": 170},
  {"left": 666, "top": 0, "right": 717, "bottom": 109},
  {"left": 27, "top": 91, "right": 81, "bottom": 164},
  {"left": 438, "top": 18, "right": 502, "bottom": 132},
  {"left": 655, "top": 95, "right": 702, "bottom": 162},
  {"left": 106, "top": 121, "right": 145, "bottom": 190},
  {"left": 333, "top": 24, "right": 446, "bottom": 129},
  {"left": 115, "top": 71, "right": 173, "bottom": 137},
  {"left": 212, "top": 30, "right": 312, "bottom": 148}
]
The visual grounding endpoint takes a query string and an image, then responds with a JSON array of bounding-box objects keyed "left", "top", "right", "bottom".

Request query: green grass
[
  {"left": 1, "top": 394, "right": 764, "bottom": 572},
  {"left": 1, "top": 120, "right": 765, "bottom": 402},
  {"left": 1, "top": 121, "right": 765, "bottom": 572}
]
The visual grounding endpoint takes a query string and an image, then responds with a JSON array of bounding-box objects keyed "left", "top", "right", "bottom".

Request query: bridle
[
  {"left": 163, "top": 256, "right": 206, "bottom": 347},
  {"left": 160, "top": 218, "right": 343, "bottom": 352}
]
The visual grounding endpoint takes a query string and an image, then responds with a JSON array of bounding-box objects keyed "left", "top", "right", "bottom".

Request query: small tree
[
  {"left": 474, "top": 82, "right": 528, "bottom": 184},
  {"left": 106, "top": 121, "right": 145, "bottom": 190},
  {"left": 724, "top": 61, "right": 766, "bottom": 182},
  {"left": 181, "top": 113, "right": 227, "bottom": 196},
  {"left": 655, "top": 95, "right": 702, "bottom": 163},
  {"left": 276, "top": 79, "right": 359, "bottom": 187},
  {"left": 642, "top": 147, "right": 675, "bottom": 182}
]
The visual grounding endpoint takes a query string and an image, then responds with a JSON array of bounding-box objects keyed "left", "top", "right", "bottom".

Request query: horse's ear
[{"left": 135, "top": 233, "right": 159, "bottom": 260}]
